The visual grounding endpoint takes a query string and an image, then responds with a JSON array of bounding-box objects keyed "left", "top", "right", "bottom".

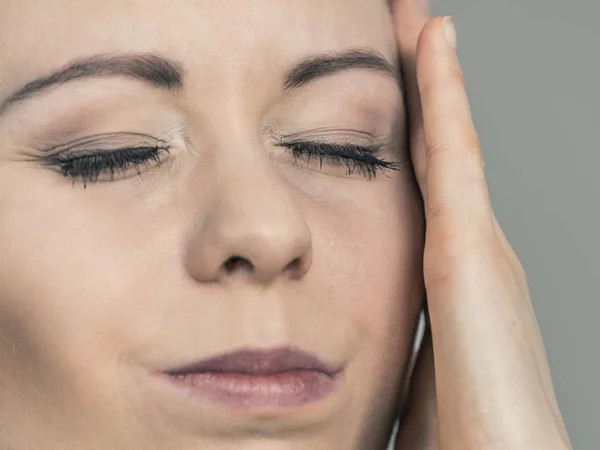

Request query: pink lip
[{"left": 158, "top": 347, "right": 343, "bottom": 408}]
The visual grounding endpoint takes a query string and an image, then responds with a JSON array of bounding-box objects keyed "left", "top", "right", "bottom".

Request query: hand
[{"left": 391, "top": 1, "right": 573, "bottom": 448}]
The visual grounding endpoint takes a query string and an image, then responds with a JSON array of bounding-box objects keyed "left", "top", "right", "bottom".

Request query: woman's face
[{"left": 0, "top": 0, "right": 424, "bottom": 448}]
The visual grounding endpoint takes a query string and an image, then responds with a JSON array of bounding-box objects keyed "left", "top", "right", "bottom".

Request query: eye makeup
[
  {"left": 276, "top": 139, "right": 401, "bottom": 180},
  {"left": 18, "top": 69, "right": 405, "bottom": 187},
  {"left": 26, "top": 131, "right": 179, "bottom": 188},
  {"left": 40, "top": 145, "right": 171, "bottom": 187},
  {"left": 29, "top": 126, "right": 403, "bottom": 188},
  {"left": 34, "top": 137, "right": 400, "bottom": 188}
]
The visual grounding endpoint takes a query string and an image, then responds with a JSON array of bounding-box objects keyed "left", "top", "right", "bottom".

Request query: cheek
[
  {"left": 305, "top": 174, "right": 424, "bottom": 432},
  {"left": 311, "top": 175, "right": 425, "bottom": 359},
  {"left": 0, "top": 178, "right": 156, "bottom": 374}
]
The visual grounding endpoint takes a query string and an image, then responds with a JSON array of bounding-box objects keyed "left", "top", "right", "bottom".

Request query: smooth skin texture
[
  {"left": 0, "top": 1, "right": 424, "bottom": 449},
  {"left": 0, "top": 0, "right": 574, "bottom": 449},
  {"left": 392, "top": 1, "right": 573, "bottom": 448}
]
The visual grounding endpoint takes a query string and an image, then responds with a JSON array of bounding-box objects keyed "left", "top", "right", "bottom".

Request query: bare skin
[
  {"left": 392, "top": 1, "right": 572, "bottom": 448},
  {"left": 0, "top": 0, "right": 573, "bottom": 448},
  {"left": 0, "top": 1, "right": 422, "bottom": 449}
]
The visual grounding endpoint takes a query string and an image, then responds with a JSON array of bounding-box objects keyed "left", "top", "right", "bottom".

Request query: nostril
[
  {"left": 223, "top": 256, "right": 252, "bottom": 273},
  {"left": 284, "top": 257, "right": 302, "bottom": 274}
]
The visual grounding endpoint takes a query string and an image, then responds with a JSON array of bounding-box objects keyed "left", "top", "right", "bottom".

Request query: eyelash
[
  {"left": 278, "top": 140, "right": 400, "bottom": 180},
  {"left": 43, "top": 146, "right": 171, "bottom": 187},
  {"left": 43, "top": 140, "right": 400, "bottom": 187}
]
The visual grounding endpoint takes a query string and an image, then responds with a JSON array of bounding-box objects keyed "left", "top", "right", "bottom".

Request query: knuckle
[
  {"left": 426, "top": 138, "right": 482, "bottom": 163},
  {"left": 423, "top": 223, "right": 499, "bottom": 288},
  {"left": 424, "top": 202, "right": 454, "bottom": 223},
  {"left": 424, "top": 230, "right": 530, "bottom": 296},
  {"left": 422, "top": 229, "right": 464, "bottom": 285},
  {"left": 446, "top": 65, "right": 466, "bottom": 89},
  {"left": 419, "top": 66, "right": 465, "bottom": 101},
  {"left": 512, "top": 254, "right": 529, "bottom": 286},
  {"left": 426, "top": 142, "right": 488, "bottom": 194}
]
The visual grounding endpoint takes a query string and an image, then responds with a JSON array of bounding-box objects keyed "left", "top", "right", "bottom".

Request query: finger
[
  {"left": 391, "top": 0, "right": 429, "bottom": 200},
  {"left": 416, "top": 17, "right": 493, "bottom": 233},
  {"left": 395, "top": 325, "right": 439, "bottom": 450},
  {"left": 415, "top": 19, "right": 572, "bottom": 448}
]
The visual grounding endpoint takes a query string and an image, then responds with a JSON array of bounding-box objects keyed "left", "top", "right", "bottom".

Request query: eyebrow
[
  {"left": 0, "top": 49, "right": 397, "bottom": 116},
  {"left": 284, "top": 49, "right": 398, "bottom": 90},
  {"left": 0, "top": 53, "right": 183, "bottom": 115}
]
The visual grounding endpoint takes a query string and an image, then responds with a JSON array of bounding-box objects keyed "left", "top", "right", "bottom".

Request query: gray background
[{"left": 431, "top": 0, "right": 599, "bottom": 448}]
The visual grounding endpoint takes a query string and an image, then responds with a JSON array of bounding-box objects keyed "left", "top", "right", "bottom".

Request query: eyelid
[
  {"left": 37, "top": 125, "right": 189, "bottom": 155},
  {"left": 270, "top": 128, "right": 392, "bottom": 153},
  {"left": 277, "top": 127, "right": 381, "bottom": 141}
]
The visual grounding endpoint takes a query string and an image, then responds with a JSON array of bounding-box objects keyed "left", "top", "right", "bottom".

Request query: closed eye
[
  {"left": 277, "top": 140, "right": 402, "bottom": 179},
  {"left": 39, "top": 145, "right": 171, "bottom": 188}
]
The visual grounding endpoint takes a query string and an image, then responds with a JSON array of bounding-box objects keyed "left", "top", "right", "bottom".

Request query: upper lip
[{"left": 163, "top": 347, "right": 340, "bottom": 377}]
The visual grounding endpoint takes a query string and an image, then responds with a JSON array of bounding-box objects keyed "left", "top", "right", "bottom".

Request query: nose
[{"left": 184, "top": 151, "right": 313, "bottom": 285}]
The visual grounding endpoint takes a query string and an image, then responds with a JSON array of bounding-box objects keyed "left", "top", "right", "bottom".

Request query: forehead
[{"left": 0, "top": 0, "right": 396, "bottom": 97}]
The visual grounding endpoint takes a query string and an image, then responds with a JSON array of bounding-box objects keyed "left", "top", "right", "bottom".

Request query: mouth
[{"left": 157, "top": 347, "right": 343, "bottom": 408}]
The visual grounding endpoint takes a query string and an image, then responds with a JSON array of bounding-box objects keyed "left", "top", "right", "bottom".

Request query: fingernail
[{"left": 443, "top": 16, "right": 456, "bottom": 49}]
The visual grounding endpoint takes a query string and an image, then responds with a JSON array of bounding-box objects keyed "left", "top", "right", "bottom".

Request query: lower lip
[{"left": 162, "top": 370, "right": 339, "bottom": 408}]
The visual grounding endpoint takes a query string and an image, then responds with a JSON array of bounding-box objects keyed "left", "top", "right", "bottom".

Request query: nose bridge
[{"left": 184, "top": 132, "right": 313, "bottom": 285}]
